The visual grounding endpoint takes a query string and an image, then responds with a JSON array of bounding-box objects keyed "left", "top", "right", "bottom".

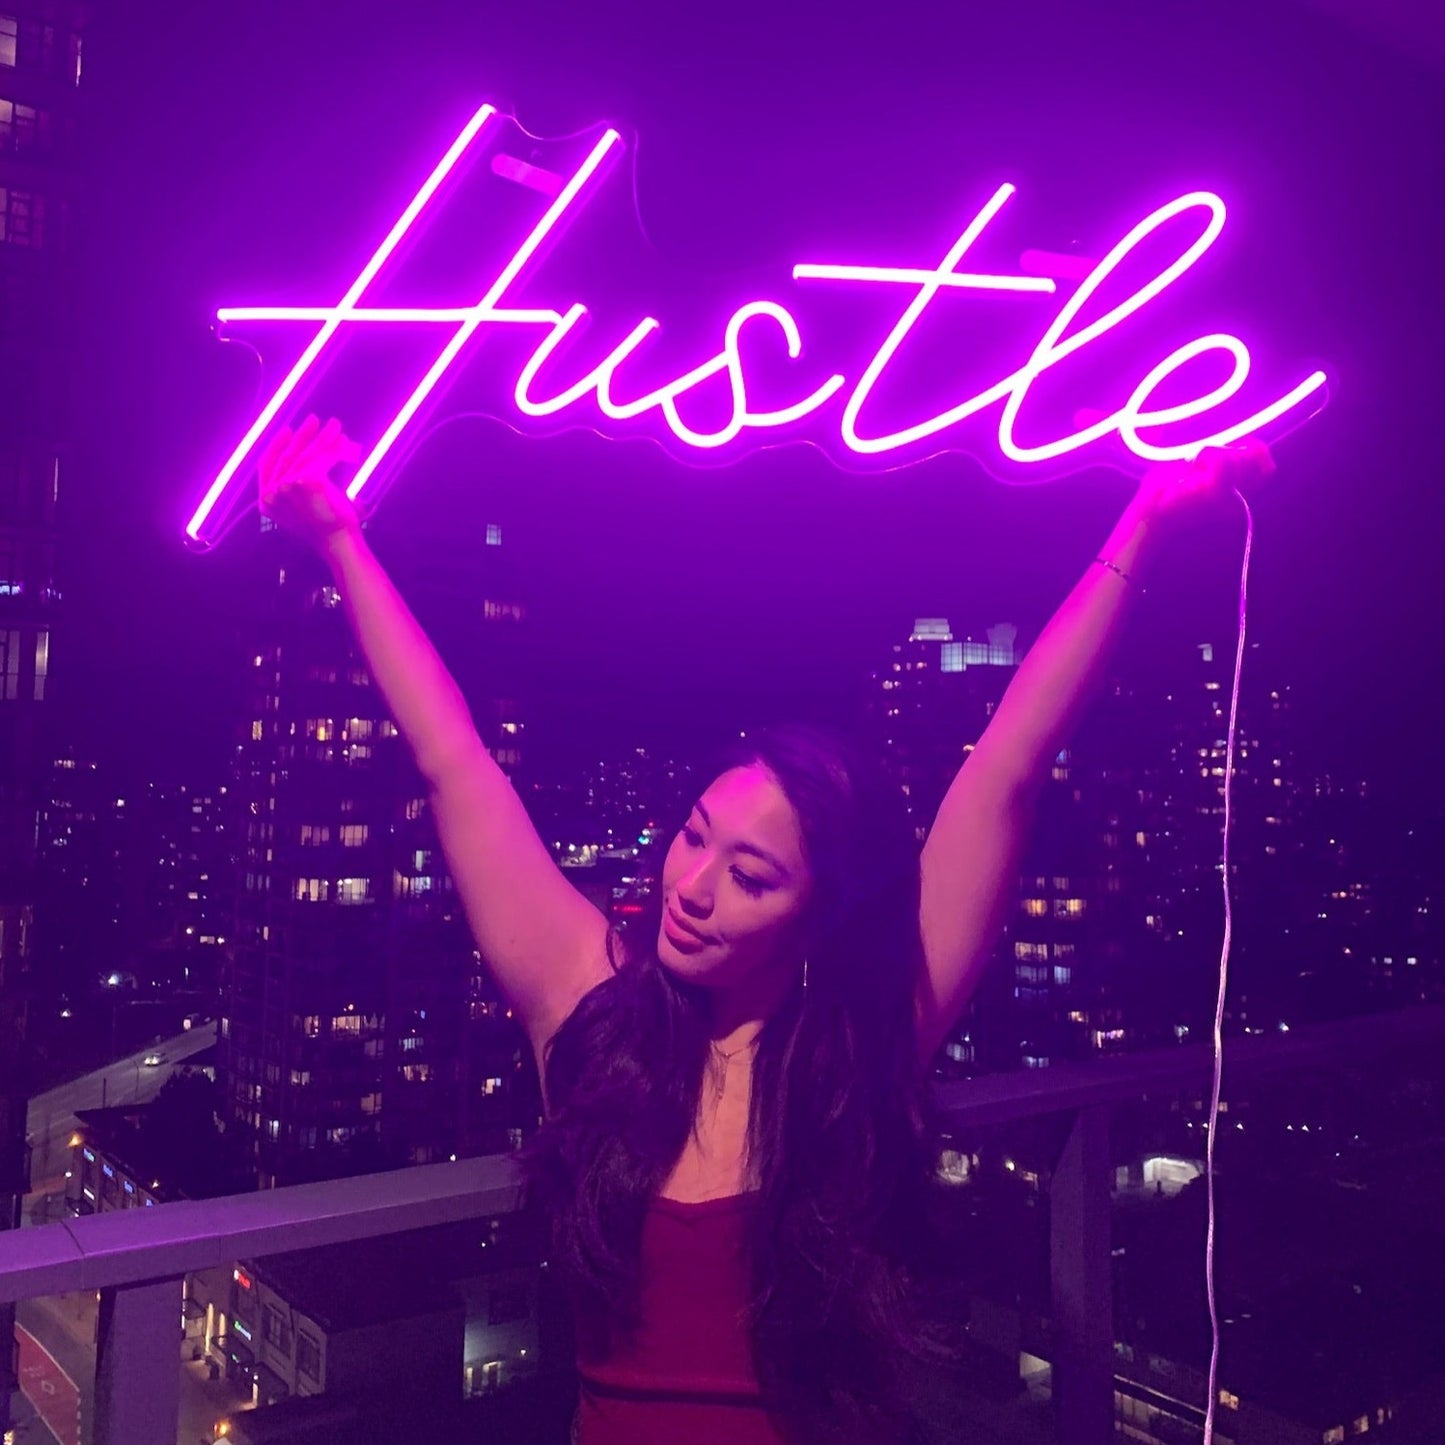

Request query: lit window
[
  {"left": 340, "top": 824, "right": 368, "bottom": 847},
  {"left": 336, "top": 877, "right": 371, "bottom": 904},
  {"left": 1, "top": 628, "right": 24, "bottom": 700},
  {"left": 486, "top": 522, "right": 502, "bottom": 546},
  {"left": 0, "top": 17, "right": 15, "bottom": 67},
  {"left": 0, "top": 98, "right": 45, "bottom": 151},
  {"left": 0, "top": 185, "right": 45, "bottom": 247}
]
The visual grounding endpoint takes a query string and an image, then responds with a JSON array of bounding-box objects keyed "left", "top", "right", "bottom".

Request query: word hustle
[{"left": 187, "top": 103, "right": 1328, "bottom": 545}]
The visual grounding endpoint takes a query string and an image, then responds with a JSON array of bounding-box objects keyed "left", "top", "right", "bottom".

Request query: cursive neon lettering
[
  {"left": 997, "top": 193, "right": 1327, "bottom": 463},
  {"left": 186, "top": 103, "right": 1330, "bottom": 547},
  {"left": 189, "top": 102, "right": 499, "bottom": 543},
  {"left": 519, "top": 301, "right": 845, "bottom": 447}
]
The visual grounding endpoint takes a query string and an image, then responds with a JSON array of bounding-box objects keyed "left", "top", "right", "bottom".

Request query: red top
[{"left": 571, "top": 1190, "right": 787, "bottom": 1444}]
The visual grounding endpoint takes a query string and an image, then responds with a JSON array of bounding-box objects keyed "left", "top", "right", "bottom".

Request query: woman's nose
[{"left": 674, "top": 863, "right": 715, "bottom": 917}]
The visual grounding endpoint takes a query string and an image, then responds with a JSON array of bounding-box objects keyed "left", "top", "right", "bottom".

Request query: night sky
[{"left": 55, "top": 0, "right": 1445, "bottom": 807}]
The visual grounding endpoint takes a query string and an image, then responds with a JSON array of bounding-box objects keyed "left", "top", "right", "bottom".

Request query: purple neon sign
[{"left": 185, "top": 102, "right": 1328, "bottom": 546}]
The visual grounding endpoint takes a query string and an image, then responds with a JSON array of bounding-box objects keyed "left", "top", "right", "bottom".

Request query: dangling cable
[{"left": 1202, "top": 486, "right": 1254, "bottom": 1444}]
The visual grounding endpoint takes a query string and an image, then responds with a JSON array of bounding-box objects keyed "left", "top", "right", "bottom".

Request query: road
[
  {"left": 15, "top": 1316, "right": 84, "bottom": 1445},
  {"left": 23, "top": 1023, "right": 218, "bottom": 1193},
  {"left": 18, "top": 1289, "right": 249, "bottom": 1445}
]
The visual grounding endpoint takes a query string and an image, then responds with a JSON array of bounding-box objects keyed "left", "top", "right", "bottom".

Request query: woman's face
[{"left": 658, "top": 763, "right": 813, "bottom": 989}]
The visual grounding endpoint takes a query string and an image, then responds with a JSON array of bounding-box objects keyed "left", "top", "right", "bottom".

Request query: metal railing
[{"left": 2, "top": 1005, "right": 1439, "bottom": 1445}]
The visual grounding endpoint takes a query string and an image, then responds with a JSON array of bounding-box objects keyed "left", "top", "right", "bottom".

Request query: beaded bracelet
[{"left": 1095, "top": 556, "right": 1142, "bottom": 591}]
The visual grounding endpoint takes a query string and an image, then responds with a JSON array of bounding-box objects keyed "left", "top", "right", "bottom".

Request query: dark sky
[{"left": 56, "top": 0, "right": 1444, "bottom": 808}]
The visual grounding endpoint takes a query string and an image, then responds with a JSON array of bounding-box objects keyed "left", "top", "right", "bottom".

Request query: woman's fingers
[
  {"left": 268, "top": 415, "right": 355, "bottom": 487},
  {"left": 1206, "top": 438, "right": 1275, "bottom": 491},
  {"left": 259, "top": 418, "right": 359, "bottom": 527},
  {"left": 291, "top": 418, "right": 343, "bottom": 478},
  {"left": 290, "top": 416, "right": 341, "bottom": 465},
  {"left": 273, "top": 413, "right": 321, "bottom": 482},
  {"left": 257, "top": 424, "right": 292, "bottom": 488},
  {"left": 1234, "top": 436, "right": 1276, "bottom": 478}
]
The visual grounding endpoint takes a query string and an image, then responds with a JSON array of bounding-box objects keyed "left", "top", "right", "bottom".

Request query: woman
[{"left": 259, "top": 415, "right": 1271, "bottom": 1443}]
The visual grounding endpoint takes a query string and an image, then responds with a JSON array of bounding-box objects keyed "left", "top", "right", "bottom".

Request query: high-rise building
[
  {"left": 36, "top": 762, "right": 232, "bottom": 998},
  {"left": 1, "top": 2, "right": 85, "bottom": 1429},
  {"left": 867, "top": 617, "right": 1022, "bottom": 835},
  {"left": 221, "top": 513, "right": 538, "bottom": 1189},
  {"left": 997, "top": 638, "right": 1302, "bottom": 1067},
  {"left": 867, "top": 620, "right": 1302, "bottom": 1073}
]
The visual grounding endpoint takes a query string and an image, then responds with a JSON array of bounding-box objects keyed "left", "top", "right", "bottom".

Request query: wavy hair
[{"left": 520, "top": 723, "right": 963, "bottom": 1442}]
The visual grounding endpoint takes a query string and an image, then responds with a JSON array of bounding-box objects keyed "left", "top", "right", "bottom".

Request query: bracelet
[{"left": 1094, "top": 556, "right": 1142, "bottom": 592}]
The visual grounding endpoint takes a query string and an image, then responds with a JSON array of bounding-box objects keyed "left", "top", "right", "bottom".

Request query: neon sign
[{"left": 185, "top": 103, "right": 1328, "bottom": 547}]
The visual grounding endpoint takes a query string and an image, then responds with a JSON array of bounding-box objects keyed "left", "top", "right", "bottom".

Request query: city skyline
[
  {"left": 6, "top": 3, "right": 1445, "bottom": 1441},
  {"left": 40, "top": 0, "right": 1445, "bottom": 814}
]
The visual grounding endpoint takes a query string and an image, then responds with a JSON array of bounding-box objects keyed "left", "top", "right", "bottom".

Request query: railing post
[
  {"left": 1050, "top": 1104, "right": 1113, "bottom": 1445},
  {"left": 94, "top": 1277, "right": 183, "bottom": 1445}
]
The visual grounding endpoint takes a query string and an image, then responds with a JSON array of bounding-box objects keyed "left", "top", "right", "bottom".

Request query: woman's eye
[
  {"left": 681, "top": 825, "right": 702, "bottom": 847},
  {"left": 731, "top": 869, "right": 768, "bottom": 897}
]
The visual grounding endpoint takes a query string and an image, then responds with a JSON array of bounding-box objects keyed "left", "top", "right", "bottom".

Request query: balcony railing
[{"left": 2, "top": 1003, "right": 1440, "bottom": 1445}]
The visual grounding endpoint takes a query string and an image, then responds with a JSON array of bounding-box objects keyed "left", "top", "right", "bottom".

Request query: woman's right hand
[{"left": 258, "top": 414, "right": 366, "bottom": 555}]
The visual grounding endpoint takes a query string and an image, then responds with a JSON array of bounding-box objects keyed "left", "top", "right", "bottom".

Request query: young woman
[{"left": 259, "top": 415, "right": 1271, "bottom": 1444}]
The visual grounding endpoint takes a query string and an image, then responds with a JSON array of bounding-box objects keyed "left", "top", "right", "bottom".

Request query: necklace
[{"left": 710, "top": 1034, "right": 760, "bottom": 1065}]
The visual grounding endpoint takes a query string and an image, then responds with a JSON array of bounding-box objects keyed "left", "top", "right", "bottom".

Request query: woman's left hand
[{"left": 1132, "top": 438, "right": 1277, "bottom": 524}]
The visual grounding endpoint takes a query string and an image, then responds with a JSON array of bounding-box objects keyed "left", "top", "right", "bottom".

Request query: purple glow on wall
[{"left": 185, "top": 102, "right": 1329, "bottom": 547}]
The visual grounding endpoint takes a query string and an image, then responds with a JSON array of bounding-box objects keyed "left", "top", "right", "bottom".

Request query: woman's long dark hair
[{"left": 520, "top": 723, "right": 963, "bottom": 1442}]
